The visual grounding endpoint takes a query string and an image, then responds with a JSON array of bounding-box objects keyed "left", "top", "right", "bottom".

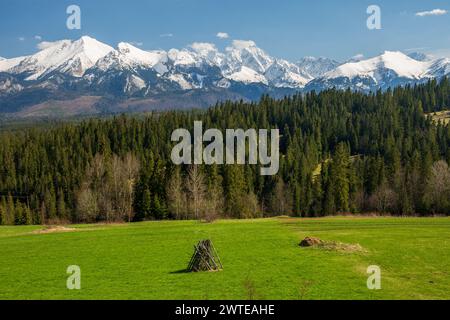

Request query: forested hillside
[{"left": 0, "top": 78, "right": 449, "bottom": 224}]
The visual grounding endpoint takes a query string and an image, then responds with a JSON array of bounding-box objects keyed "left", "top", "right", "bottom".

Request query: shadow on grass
[{"left": 170, "top": 269, "right": 190, "bottom": 274}]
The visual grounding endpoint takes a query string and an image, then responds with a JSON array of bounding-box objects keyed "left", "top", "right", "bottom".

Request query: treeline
[{"left": 0, "top": 78, "right": 449, "bottom": 224}]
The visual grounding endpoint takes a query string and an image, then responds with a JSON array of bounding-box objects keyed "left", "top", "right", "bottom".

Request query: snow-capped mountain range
[
  {"left": 0, "top": 35, "right": 449, "bottom": 117},
  {"left": 0, "top": 36, "right": 313, "bottom": 90},
  {"left": 306, "top": 51, "right": 450, "bottom": 92}
]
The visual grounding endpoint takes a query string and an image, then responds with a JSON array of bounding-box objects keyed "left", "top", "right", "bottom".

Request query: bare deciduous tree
[
  {"left": 424, "top": 161, "right": 450, "bottom": 214},
  {"left": 203, "top": 183, "right": 223, "bottom": 222},
  {"left": 368, "top": 183, "right": 398, "bottom": 213},
  {"left": 186, "top": 165, "right": 206, "bottom": 220},
  {"left": 269, "top": 178, "right": 292, "bottom": 216},
  {"left": 76, "top": 184, "right": 99, "bottom": 223},
  {"left": 167, "top": 167, "right": 187, "bottom": 220},
  {"left": 76, "top": 153, "right": 140, "bottom": 223},
  {"left": 122, "top": 153, "right": 140, "bottom": 222},
  {"left": 240, "top": 191, "right": 260, "bottom": 219},
  {"left": 167, "top": 166, "right": 225, "bottom": 222}
]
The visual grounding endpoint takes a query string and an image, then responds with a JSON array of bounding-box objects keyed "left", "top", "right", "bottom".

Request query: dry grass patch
[
  {"left": 31, "top": 226, "right": 77, "bottom": 235},
  {"left": 315, "top": 241, "right": 367, "bottom": 253}
]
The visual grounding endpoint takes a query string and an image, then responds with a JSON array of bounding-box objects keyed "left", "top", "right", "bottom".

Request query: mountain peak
[
  {"left": 323, "top": 50, "right": 429, "bottom": 80},
  {"left": 3, "top": 36, "right": 114, "bottom": 80},
  {"left": 382, "top": 50, "right": 403, "bottom": 55},
  {"left": 77, "top": 35, "right": 97, "bottom": 46},
  {"left": 380, "top": 50, "right": 411, "bottom": 60},
  {"left": 94, "top": 42, "right": 168, "bottom": 74},
  {"left": 79, "top": 35, "right": 95, "bottom": 42},
  {"left": 76, "top": 35, "right": 111, "bottom": 50},
  {"left": 167, "top": 48, "right": 199, "bottom": 66},
  {"left": 225, "top": 39, "right": 273, "bottom": 75}
]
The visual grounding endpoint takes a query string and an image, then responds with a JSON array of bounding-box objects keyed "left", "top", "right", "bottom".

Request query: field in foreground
[{"left": 0, "top": 217, "right": 449, "bottom": 300}]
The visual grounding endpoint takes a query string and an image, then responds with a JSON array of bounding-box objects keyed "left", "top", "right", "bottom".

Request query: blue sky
[{"left": 0, "top": 0, "right": 449, "bottom": 61}]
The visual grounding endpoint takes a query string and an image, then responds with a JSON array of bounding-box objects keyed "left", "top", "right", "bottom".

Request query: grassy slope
[
  {"left": 0, "top": 217, "right": 449, "bottom": 300},
  {"left": 427, "top": 110, "right": 450, "bottom": 125}
]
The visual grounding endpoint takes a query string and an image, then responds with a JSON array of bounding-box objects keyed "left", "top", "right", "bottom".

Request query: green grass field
[{"left": 1, "top": 217, "right": 449, "bottom": 300}]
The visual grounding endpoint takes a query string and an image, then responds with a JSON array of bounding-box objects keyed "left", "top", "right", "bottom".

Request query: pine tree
[
  {"left": 57, "top": 190, "right": 67, "bottom": 221},
  {"left": 24, "top": 205, "right": 33, "bottom": 225},
  {"left": 6, "top": 194, "right": 15, "bottom": 225},
  {"left": 322, "top": 164, "right": 336, "bottom": 216},
  {"left": 152, "top": 194, "right": 167, "bottom": 220},
  {"left": 14, "top": 201, "right": 24, "bottom": 225},
  {"left": 141, "top": 189, "right": 152, "bottom": 220},
  {"left": 310, "top": 180, "right": 323, "bottom": 217},
  {"left": 331, "top": 143, "right": 350, "bottom": 213},
  {"left": 291, "top": 180, "right": 302, "bottom": 217},
  {"left": 44, "top": 189, "right": 57, "bottom": 221},
  {"left": 224, "top": 165, "right": 247, "bottom": 218},
  {"left": 0, "top": 198, "right": 5, "bottom": 225}
]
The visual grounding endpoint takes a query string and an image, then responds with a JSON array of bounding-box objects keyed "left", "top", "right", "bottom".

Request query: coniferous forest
[{"left": 0, "top": 79, "right": 449, "bottom": 225}]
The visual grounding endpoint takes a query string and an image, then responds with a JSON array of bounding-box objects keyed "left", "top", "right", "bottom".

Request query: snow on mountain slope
[
  {"left": 407, "top": 52, "right": 434, "bottom": 62},
  {"left": 324, "top": 51, "right": 429, "bottom": 80},
  {"left": 224, "top": 40, "right": 274, "bottom": 75},
  {"left": 221, "top": 40, "right": 311, "bottom": 87},
  {"left": 124, "top": 74, "right": 147, "bottom": 94},
  {"left": 296, "top": 56, "right": 341, "bottom": 78},
  {"left": 228, "top": 66, "right": 268, "bottom": 85},
  {"left": 425, "top": 58, "right": 450, "bottom": 78},
  {"left": 8, "top": 36, "right": 113, "bottom": 80},
  {"left": 96, "top": 42, "right": 168, "bottom": 74},
  {"left": 188, "top": 42, "right": 225, "bottom": 67},
  {"left": 157, "top": 39, "right": 309, "bottom": 88},
  {"left": 167, "top": 73, "right": 195, "bottom": 90},
  {"left": 265, "top": 59, "right": 311, "bottom": 88},
  {"left": 167, "top": 48, "right": 200, "bottom": 67},
  {"left": 0, "top": 56, "right": 28, "bottom": 73},
  {"left": 0, "top": 76, "right": 23, "bottom": 95}
]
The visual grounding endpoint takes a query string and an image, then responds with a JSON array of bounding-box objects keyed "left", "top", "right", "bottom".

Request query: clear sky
[{"left": 0, "top": 0, "right": 449, "bottom": 61}]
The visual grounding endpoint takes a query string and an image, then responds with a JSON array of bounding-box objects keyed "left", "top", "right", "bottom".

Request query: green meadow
[{"left": 0, "top": 217, "right": 449, "bottom": 300}]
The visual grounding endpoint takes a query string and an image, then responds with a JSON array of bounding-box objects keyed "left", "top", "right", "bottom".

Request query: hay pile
[{"left": 299, "top": 237, "right": 366, "bottom": 253}]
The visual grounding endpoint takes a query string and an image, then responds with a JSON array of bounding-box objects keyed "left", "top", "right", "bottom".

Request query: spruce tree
[{"left": 142, "top": 189, "right": 152, "bottom": 220}]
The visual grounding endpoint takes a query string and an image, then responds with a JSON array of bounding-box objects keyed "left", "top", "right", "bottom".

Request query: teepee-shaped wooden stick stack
[{"left": 187, "top": 239, "right": 223, "bottom": 272}]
